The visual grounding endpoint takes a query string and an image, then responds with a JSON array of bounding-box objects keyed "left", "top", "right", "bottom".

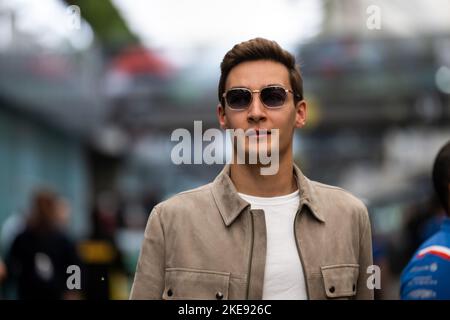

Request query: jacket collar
[{"left": 211, "top": 163, "right": 325, "bottom": 227}]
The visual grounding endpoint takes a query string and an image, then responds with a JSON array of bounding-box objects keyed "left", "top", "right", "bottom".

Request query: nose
[{"left": 247, "top": 92, "right": 267, "bottom": 123}]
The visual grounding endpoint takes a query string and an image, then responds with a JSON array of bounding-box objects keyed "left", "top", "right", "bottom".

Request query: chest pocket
[
  {"left": 163, "top": 268, "right": 230, "bottom": 300},
  {"left": 321, "top": 264, "right": 359, "bottom": 299}
]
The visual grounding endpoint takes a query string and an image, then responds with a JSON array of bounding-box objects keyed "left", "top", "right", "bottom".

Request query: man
[
  {"left": 130, "top": 38, "right": 373, "bottom": 300},
  {"left": 400, "top": 141, "right": 450, "bottom": 299},
  {"left": 5, "top": 189, "right": 81, "bottom": 300}
]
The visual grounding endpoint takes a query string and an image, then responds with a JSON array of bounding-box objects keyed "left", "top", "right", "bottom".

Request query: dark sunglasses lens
[
  {"left": 226, "top": 89, "right": 251, "bottom": 109},
  {"left": 261, "top": 87, "right": 287, "bottom": 107}
]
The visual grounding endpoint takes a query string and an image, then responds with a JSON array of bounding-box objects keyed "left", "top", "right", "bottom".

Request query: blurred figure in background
[
  {"left": 0, "top": 256, "right": 6, "bottom": 299},
  {"left": 400, "top": 141, "right": 450, "bottom": 299},
  {"left": 0, "top": 258, "right": 5, "bottom": 276},
  {"left": 402, "top": 196, "right": 447, "bottom": 269},
  {"left": 78, "top": 191, "right": 127, "bottom": 300},
  {"left": 4, "top": 188, "right": 81, "bottom": 300}
]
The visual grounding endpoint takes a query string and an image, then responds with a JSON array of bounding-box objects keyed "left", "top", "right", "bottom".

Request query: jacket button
[
  {"left": 216, "top": 292, "right": 224, "bottom": 300},
  {"left": 329, "top": 286, "right": 335, "bottom": 293},
  {"left": 167, "top": 289, "right": 173, "bottom": 297}
]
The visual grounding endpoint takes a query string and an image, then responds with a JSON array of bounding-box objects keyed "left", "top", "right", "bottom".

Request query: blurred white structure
[{"left": 323, "top": 0, "right": 450, "bottom": 37}]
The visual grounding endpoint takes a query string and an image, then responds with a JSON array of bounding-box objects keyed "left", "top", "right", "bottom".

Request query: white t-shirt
[{"left": 238, "top": 190, "right": 308, "bottom": 300}]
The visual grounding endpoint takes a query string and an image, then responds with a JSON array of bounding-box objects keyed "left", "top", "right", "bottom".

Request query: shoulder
[
  {"left": 415, "top": 232, "right": 450, "bottom": 260},
  {"left": 307, "top": 179, "right": 370, "bottom": 227},
  {"left": 419, "top": 224, "right": 450, "bottom": 248},
  {"left": 310, "top": 179, "right": 368, "bottom": 212},
  {"left": 11, "top": 229, "right": 32, "bottom": 245},
  {"left": 152, "top": 182, "right": 215, "bottom": 218}
]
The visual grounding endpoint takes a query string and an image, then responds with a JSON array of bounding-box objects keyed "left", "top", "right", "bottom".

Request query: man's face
[{"left": 217, "top": 59, "right": 307, "bottom": 162}]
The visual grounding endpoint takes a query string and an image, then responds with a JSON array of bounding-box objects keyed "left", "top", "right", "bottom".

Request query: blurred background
[{"left": 0, "top": 0, "right": 449, "bottom": 300}]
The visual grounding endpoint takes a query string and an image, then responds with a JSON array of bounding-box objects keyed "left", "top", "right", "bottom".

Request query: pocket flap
[
  {"left": 163, "top": 268, "right": 230, "bottom": 300},
  {"left": 321, "top": 264, "right": 359, "bottom": 298}
]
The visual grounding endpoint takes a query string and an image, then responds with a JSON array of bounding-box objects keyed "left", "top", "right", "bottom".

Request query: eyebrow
[{"left": 229, "top": 83, "right": 286, "bottom": 89}]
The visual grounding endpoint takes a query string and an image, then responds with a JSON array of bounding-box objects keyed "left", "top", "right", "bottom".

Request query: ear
[
  {"left": 217, "top": 103, "right": 228, "bottom": 129},
  {"left": 294, "top": 100, "right": 307, "bottom": 128}
]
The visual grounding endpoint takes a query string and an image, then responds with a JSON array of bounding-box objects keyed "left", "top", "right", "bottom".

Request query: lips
[{"left": 245, "top": 129, "right": 272, "bottom": 137}]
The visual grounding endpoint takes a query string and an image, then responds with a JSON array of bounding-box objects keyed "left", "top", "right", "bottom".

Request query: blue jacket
[{"left": 400, "top": 218, "right": 450, "bottom": 299}]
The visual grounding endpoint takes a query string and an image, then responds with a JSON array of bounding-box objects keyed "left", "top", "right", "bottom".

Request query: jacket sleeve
[
  {"left": 129, "top": 206, "right": 165, "bottom": 299},
  {"left": 356, "top": 205, "right": 375, "bottom": 300}
]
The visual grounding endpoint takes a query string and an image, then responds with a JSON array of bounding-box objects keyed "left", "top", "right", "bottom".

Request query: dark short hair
[
  {"left": 432, "top": 140, "right": 450, "bottom": 214},
  {"left": 218, "top": 38, "right": 303, "bottom": 106}
]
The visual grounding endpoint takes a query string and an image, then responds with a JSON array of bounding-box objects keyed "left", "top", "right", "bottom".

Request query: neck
[{"left": 230, "top": 153, "right": 297, "bottom": 197}]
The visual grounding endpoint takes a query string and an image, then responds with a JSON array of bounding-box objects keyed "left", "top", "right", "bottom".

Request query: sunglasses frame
[{"left": 222, "top": 85, "right": 302, "bottom": 110}]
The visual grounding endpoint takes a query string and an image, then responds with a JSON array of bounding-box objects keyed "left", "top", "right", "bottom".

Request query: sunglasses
[{"left": 222, "top": 85, "right": 301, "bottom": 110}]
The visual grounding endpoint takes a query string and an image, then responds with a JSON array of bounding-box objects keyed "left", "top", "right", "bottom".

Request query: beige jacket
[{"left": 130, "top": 164, "right": 374, "bottom": 300}]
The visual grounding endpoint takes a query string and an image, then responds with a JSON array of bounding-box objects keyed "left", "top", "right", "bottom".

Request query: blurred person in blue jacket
[{"left": 400, "top": 140, "right": 450, "bottom": 299}]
